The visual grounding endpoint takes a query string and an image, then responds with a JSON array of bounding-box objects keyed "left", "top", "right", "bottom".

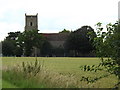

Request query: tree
[
  {"left": 18, "top": 30, "right": 44, "bottom": 56},
  {"left": 94, "top": 22, "right": 120, "bottom": 88},
  {"left": 65, "top": 26, "right": 95, "bottom": 56},
  {"left": 2, "top": 31, "right": 22, "bottom": 56},
  {"left": 59, "top": 29, "right": 70, "bottom": 33},
  {"left": 80, "top": 22, "right": 120, "bottom": 89},
  {"left": 6, "top": 31, "right": 21, "bottom": 40},
  {"left": 14, "top": 46, "right": 23, "bottom": 57},
  {"left": 2, "top": 40, "right": 15, "bottom": 56},
  {"left": 41, "top": 40, "right": 52, "bottom": 56}
]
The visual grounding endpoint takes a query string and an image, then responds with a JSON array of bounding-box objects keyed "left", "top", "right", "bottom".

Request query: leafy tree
[
  {"left": 41, "top": 40, "right": 52, "bottom": 56},
  {"left": 2, "top": 31, "right": 22, "bottom": 56},
  {"left": 52, "top": 47, "right": 64, "bottom": 57},
  {"left": 6, "top": 31, "right": 21, "bottom": 40},
  {"left": 2, "top": 40, "right": 15, "bottom": 56},
  {"left": 80, "top": 22, "right": 120, "bottom": 89},
  {"left": 59, "top": 29, "right": 70, "bottom": 33},
  {"left": 65, "top": 26, "right": 95, "bottom": 56},
  {"left": 18, "top": 30, "right": 44, "bottom": 56},
  {"left": 14, "top": 46, "right": 23, "bottom": 57}
]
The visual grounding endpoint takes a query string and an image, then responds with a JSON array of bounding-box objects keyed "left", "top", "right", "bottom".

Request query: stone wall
[
  {"left": 42, "top": 33, "right": 69, "bottom": 48},
  {"left": 25, "top": 14, "right": 38, "bottom": 31}
]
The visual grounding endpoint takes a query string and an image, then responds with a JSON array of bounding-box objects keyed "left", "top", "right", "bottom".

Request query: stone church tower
[
  {"left": 24, "top": 13, "right": 69, "bottom": 56},
  {"left": 25, "top": 13, "right": 38, "bottom": 31}
]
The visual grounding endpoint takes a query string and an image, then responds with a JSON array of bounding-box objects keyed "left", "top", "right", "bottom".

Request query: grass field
[
  {"left": 2, "top": 57, "right": 118, "bottom": 88},
  {"left": 2, "top": 80, "right": 18, "bottom": 88}
]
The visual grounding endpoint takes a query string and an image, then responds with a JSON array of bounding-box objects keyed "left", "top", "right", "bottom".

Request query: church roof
[{"left": 41, "top": 33, "right": 70, "bottom": 41}]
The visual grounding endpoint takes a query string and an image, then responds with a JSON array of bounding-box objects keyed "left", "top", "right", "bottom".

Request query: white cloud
[{"left": 0, "top": 22, "right": 23, "bottom": 41}]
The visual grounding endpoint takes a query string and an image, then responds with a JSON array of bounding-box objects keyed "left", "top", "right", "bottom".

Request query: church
[{"left": 25, "top": 14, "right": 69, "bottom": 56}]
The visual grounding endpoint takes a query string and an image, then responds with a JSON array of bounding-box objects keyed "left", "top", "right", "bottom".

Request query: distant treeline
[{"left": 2, "top": 25, "right": 96, "bottom": 57}]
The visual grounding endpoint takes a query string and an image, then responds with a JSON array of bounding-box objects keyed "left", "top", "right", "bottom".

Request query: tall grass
[
  {"left": 2, "top": 57, "right": 118, "bottom": 88},
  {"left": 2, "top": 80, "right": 18, "bottom": 88},
  {"left": 2, "top": 60, "right": 83, "bottom": 88},
  {"left": 2, "top": 70, "right": 45, "bottom": 88}
]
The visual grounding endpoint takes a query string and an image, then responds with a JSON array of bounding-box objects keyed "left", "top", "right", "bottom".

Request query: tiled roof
[{"left": 41, "top": 33, "right": 70, "bottom": 41}]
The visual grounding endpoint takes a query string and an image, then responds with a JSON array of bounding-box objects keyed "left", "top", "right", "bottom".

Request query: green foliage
[
  {"left": 2, "top": 40, "right": 15, "bottom": 56},
  {"left": 2, "top": 30, "right": 45, "bottom": 56},
  {"left": 93, "top": 22, "right": 120, "bottom": 79},
  {"left": 80, "top": 62, "right": 113, "bottom": 84},
  {"left": 6, "top": 31, "right": 21, "bottom": 41},
  {"left": 52, "top": 47, "right": 64, "bottom": 56},
  {"left": 65, "top": 26, "right": 95, "bottom": 56},
  {"left": 2, "top": 26, "right": 96, "bottom": 57},
  {"left": 59, "top": 29, "right": 70, "bottom": 33},
  {"left": 80, "top": 74, "right": 111, "bottom": 84},
  {"left": 41, "top": 40, "right": 52, "bottom": 56},
  {"left": 18, "top": 30, "right": 44, "bottom": 56},
  {"left": 2, "top": 31, "right": 22, "bottom": 56},
  {"left": 3, "top": 57, "right": 118, "bottom": 88},
  {"left": 2, "top": 80, "right": 18, "bottom": 88},
  {"left": 2, "top": 69, "right": 45, "bottom": 88},
  {"left": 80, "top": 22, "right": 120, "bottom": 88}
]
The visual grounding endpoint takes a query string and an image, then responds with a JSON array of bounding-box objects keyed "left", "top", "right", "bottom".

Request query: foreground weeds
[
  {"left": 2, "top": 59, "right": 117, "bottom": 88},
  {"left": 2, "top": 60, "right": 82, "bottom": 88}
]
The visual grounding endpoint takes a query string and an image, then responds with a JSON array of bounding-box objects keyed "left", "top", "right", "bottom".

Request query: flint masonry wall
[{"left": 25, "top": 14, "right": 38, "bottom": 31}]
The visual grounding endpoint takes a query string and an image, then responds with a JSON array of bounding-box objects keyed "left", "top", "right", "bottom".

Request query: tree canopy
[
  {"left": 80, "top": 22, "right": 120, "bottom": 88},
  {"left": 65, "top": 26, "right": 96, "bottom": 56},
  {"left": 18, "top": 30, "right": 44, "bottom": 56},
  {"left": 2, "top": 31, "right": 21, "bottom": 56},
  {"left": 59, "top": 29, "right": 70, "bottom": 33},
  {"left": 94, "top": 22, "right": 120, "bottom": 80},
  {"left": 2, "top": 25, "right": 96, "bottom": 57}
]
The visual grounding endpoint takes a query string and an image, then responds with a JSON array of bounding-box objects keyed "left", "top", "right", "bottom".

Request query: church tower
[{"left": 25, "top": 13, "right": 38, "bottom": 31}]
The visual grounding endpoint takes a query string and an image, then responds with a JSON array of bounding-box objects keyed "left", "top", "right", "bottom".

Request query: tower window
[{"left": 30, "top": 22, "right": 32, "bottom": 26}]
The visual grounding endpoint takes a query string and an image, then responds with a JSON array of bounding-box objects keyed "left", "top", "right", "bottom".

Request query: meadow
[{"left": 2, "top": 57, "right": 118, "bottom": 88}]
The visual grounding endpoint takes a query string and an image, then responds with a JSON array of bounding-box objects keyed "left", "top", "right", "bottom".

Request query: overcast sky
[{"left": 0, "top": 0, "right": 119, "bottom": 41}]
